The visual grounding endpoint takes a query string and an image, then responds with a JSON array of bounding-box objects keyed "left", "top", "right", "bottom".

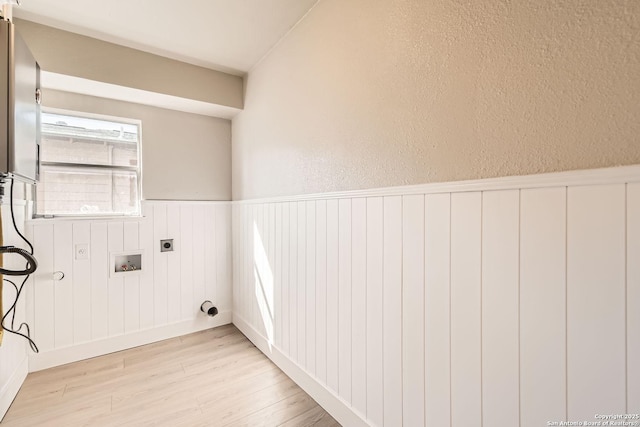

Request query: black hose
[
  {"left": 0, "top": 246, "right": 37, "bottom": 275},
  {"left": 10, "top": 179, "right": 33, "bottom": 254},
  {"left": 0, "top": 178, "right": 39, "bottom": 352}
]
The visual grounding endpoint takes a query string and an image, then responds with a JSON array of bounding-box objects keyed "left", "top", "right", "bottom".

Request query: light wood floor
[{"left": 1, "top": 325, "right": 340, "bottom": 427}]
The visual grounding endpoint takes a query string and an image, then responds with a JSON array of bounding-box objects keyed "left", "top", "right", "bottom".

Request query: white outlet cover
[{"left": 75, "top": 244, "right": 89, "bottom": 260}]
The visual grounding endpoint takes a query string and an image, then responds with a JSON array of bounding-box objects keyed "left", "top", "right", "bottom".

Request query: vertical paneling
[
  {"left": 72, "top": 222, "right": 91, "bottom": 344},
  {"left": 90, "top": 223, "right": 108, "bottom": 340},
  {"left": 235, "top": 206, "right": 242, "bottom": 318},
  {"left": 264, "top": 204, "right": 273, "bottom": 340},
  {"left": 33, "top": 225, "right": 54, "bottom": 351},
  {"left": 567, "top": 185, "right": 626, "bottom": 418},
  {"left": 402, "top": 195, "right": 425, "bottom": 427},
  {"left": 338, "top": 198, "right": 352, "bottom": 403},
  {"left": 450, "top": 192, "right": 482, "bottom": 427},
  {"left": 25, "top": 224, "right": 36, "bottom": 345},
  {"left": 255, "top": 204, "right": 268, "bottom": 339},
  {"left": 520, "top": 187, "right": 566, "bottom": 427},
  {"left": 383, "top": 196, "right": 403, "bottom": 427},
  {"left": 107, "top": 222, "right": 124, "bottom": 336},
  {"left": 289, "top": 202, "right": 298, "bottom": 362},
  {"left": 481, "top": 190, "right": 520, "bottom": 426},
  {"left": 153, "top": 204, "right": 168, "bottom": 326},
  {"left": 269, "top": 204, "right": 276, "bottom": 341},
  {"left": 242, "top": 205, "right": 250, "bottom": 323},
  {"left": 0, "top": 203, "right": 29, "bottom": 403},
  {"left": 315, "top": 200, "right": 328, "bottom": 385},
  {"left": 53, "top": 222, "right": 73, "bottom": 348},
  {"left": 139, "top": 203, "right": 155, "bottom": 329},
  {"left": 232, "top": 204, "right": 240, "bottom": 315},
  {"left": 251, "top": 205, "right": 258, "bottom": 333},
  {"left": 281, "top": 203, "right": 290, "bottom": 355},
  {"left": 180, "top": 205, "right": 194, "bottom": 319},
  {"left": 366, "top": 197, "right": 383, "bottom": 427},
  {"left": 424, "top": 193, "right": 451, "bottom": 427},
  {"left": 252, "top": 205, "right": 262, "bottom": 336},
  {"left": 217, "top": 204, "right": 232, "bottom": 312},
  {"left": 628, "top": 183, "right": 640, "bottom": 412},
  {"left": 123, "top": 221, "right": 140, "bottom": 333},
  {"left": 229, "top": 172, "right": 637, "bottom": 427},
  {"left": 326, "top": 199, "right": 340, "bottom": 393},
  {"left": 29, "top": 201, "right": 232, "bottom": 359},
  {"left": 166, "top": 205, "right": 182, "bottom": 323},
  {"left": 274, "top": 203, "right": 283, "bottom": 349},
  {"left": 269, "top": 204, "right": 276, "bottom": 329},
  {"left": 252, "top": 205, "right": 260, "bottom": 331},
  {"left": 192, "top": 206, "right": 206, "bottom": 319},
  {"left": 297, "top": 202, "right": 306, "bottom": 366},
  {"left": 352, "top": 198, "right": 367, "bottom": 415},
  {"left": 306, "top": 201, "right": 316, "bottom": 375},
  {"left": 245, "top": 205, "right": 253, "bottom": 327},
  {"left": 243, "top": 206, "right": 250, "bottom": 323},
  {"left": 252, "top": 205, "right": 259, "bottom": 327},
  {"left": 204, "top": 205, "right": 217, "bottom": 309}
]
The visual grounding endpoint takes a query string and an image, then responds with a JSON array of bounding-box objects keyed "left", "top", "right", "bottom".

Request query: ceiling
[{"left": 14, "top": 0, "right": 319, "bottom": 75}]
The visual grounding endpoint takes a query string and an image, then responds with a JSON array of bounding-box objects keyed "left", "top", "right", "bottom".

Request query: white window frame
[{"left": 35, "top": 107, "right": 143, "bottom": 219}]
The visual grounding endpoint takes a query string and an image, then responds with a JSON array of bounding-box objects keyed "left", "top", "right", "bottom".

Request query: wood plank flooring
[{"left": 1, "top": 325, "right": 340, "bottom": 427}]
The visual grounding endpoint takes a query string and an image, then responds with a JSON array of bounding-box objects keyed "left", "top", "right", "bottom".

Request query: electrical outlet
[
  {"left": 75, "top": 244, "right": 89, "bottom": 260},
  {"left": 160, "top": 239, "right": 174, "bottom": 252}
]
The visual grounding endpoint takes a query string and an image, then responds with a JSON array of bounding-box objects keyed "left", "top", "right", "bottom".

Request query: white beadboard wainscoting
[
  {"left": 0, "top": 201, "right": 30, "bottom": 419},
  {"left": 232, "top": 165, "right": 640, "bottom": 427},
  {"left": 25, "top": 200, "right": 232, "bottom": 371}
]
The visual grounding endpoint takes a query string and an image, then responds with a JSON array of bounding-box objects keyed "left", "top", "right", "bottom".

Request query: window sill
[{"left": 27, "top": 215, "right": 145, "bottom": 224}]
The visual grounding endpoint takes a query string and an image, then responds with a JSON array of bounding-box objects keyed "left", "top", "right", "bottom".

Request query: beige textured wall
[
  {"left": 45, "top": 90, "right": 231, "bottom": 201},
  {"left": 15, "top": 19, "right": 243, "bottom": 109},
  {"left": 232, "top": 0, "right": 640, "bottom": 200}
]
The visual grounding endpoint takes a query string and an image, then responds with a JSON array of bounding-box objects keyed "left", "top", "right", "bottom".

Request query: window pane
[
  {"left": 37, "top": 166, "right": 139, "bottom": 216},
  {"left": 41, "top": 112, "right": 139, "bottom": 168}
]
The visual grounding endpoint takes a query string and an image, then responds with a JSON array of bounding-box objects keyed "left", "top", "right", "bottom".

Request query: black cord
[
  {"left": 3, "top": 279, "right": 17, "bottom": 327},
  {"left": 0, "top": 246, "right": 37, "bottom": 275},
  {"left": 10, "top": 179, "right": 33, "bottom": 254},
  {"left": 1, "top": 278, "right": 38, "bottom": 353},
  {"left": 1, "top": 178, "right": 38, "bottom": 353}
]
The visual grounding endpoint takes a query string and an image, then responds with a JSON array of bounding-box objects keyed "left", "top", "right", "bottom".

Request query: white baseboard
[
  {"left": 29, "top": 311, "right": 232, "bottom": 372},
  {"left": 0, "top": 355, "right": 27, "bottom": 421},
  {"left": 232, "top": 314, "right": 369, "bottom": 427}
]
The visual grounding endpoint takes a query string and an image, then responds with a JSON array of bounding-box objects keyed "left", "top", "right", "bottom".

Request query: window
[{"left": 36, "top": 110, "right": 141, "bottom": 217}]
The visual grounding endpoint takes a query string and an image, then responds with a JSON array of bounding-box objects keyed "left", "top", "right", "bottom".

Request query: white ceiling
[{"left": 14, "top": 0, "right": 319, "bottom": 75}]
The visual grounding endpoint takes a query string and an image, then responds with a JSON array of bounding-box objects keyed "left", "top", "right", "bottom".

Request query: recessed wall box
[{"left": 110, "top": 250, "right": 144, "bottom": 278}]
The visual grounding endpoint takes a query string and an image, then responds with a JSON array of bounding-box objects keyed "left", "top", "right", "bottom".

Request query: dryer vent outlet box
[{"left": 160, "top": 239, "right": 173, "bottom": 252}]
